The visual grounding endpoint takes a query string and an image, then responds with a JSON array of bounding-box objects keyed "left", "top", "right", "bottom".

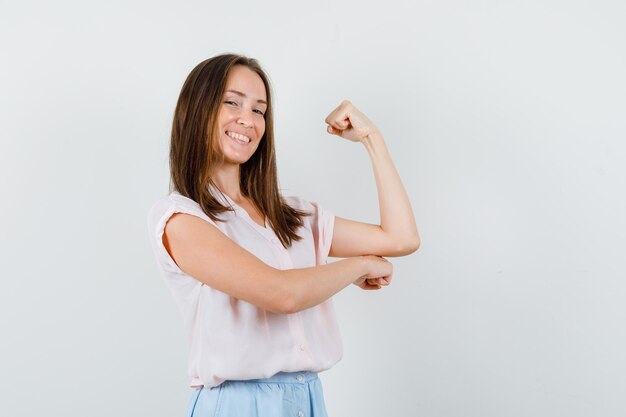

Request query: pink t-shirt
[{"left": 146, "top": 184, "right": 343, "bottom": 388}]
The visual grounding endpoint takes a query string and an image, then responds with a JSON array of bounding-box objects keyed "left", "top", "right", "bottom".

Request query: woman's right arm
[{"left": 163, "top": 213, "right": 392, "bottom": 314}]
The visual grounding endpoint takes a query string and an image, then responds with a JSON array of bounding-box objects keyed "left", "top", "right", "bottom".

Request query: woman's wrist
[
  {"left": 354, "top": 255, "right": 371, "bottom": 277},
  {"left": 334, "top": 256, "right": 370, "bottom": 280},
  {"left": 361, "top": 128, "right": 387, "bottom": 155}
]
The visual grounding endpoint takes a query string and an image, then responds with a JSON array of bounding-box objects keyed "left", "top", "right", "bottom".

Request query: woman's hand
[
  {"left": 325, "top": 100, "right": 380, "bottom": 142},
  {"left": 359, "top": 277, "right": 392, "bottom": 290},
  {"left": 353, "top": 255, "right": 393, "bottom": 290}
]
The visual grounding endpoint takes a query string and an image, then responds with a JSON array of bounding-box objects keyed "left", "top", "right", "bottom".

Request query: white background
[{"left": 2, "top": 0, "right": 625, "bottom": 416}]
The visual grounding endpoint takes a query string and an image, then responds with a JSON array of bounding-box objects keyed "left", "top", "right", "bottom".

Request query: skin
[
  {"left": 324, "top": 100, "right": 421, "bottom": 287},
  {"left": 163, "top": 65, "right": 418, "bottom": 313},
  {"left": 210, "top": 65, "right": 268, "bottom": 226}
]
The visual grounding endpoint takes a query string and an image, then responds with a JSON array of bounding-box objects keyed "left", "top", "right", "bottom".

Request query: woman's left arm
[{"left": 325, "top": 100, "right": 420, "bottom": 258}]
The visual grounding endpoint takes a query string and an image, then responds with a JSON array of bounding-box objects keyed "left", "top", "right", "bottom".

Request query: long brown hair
[{"left": 169, "top": 53, "right": 310, "bottom": 248}]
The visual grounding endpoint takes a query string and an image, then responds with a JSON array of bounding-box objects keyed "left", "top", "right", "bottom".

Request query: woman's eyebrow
[{"left": 225, "top": 89, "right": 267, "bottom": 105}]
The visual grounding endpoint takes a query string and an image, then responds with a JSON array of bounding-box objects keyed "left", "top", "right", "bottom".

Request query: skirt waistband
[{"left": 234, "top": 371, "right": 319, "bottom": 384}]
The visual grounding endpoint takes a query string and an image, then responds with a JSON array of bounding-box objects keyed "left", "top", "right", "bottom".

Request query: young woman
[{"left": 147, "top": 53, "right": 420, "bottom": 417}]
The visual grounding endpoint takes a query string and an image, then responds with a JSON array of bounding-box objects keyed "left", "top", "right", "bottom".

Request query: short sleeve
[
  {"left": 146, "top": 195, "right": 221, "bottom": 275},
  {"left": 309, "top": 200, "right": 336, "bottom": 265}
]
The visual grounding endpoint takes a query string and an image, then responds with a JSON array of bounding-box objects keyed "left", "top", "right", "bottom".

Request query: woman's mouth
[{"left": 226, "top": 131, "right": 251, "bottom": 145}]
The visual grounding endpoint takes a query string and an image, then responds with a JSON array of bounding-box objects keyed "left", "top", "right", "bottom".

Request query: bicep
[
  {"left": 162, "top": 213, "right": 290, "bottom": 314},
  {"left": 328, "top": 215, "right": 413, "bottom": 258}
]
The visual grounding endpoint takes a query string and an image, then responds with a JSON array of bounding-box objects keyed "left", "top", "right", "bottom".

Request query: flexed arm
[
  {"left": 325, "top": 100, "right": 420, "bottom": 259},
  {"left": 162, "top": 213, "right": 393, "bottom": 313}
]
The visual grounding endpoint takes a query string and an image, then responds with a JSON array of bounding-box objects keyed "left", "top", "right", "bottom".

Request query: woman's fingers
[
  {"left": 324, "top": 100, "right": 351, "bottom": 130},
  {"left": 362, "top": 278, "right": 389, "bottom": 290},
  {"left": 324, "top": 99, "right": 377, "bottom": 142},
  {"left": 379, "top": 277, "right": 390, "bottom": 286},
  {"left": 354, "top": 272, "right": 392, "bottom": 291},
  {"left": 363, "top": 282, "right": 381, "bottom": 290},
  {"left": 368, "top": 277, "right": 389, "bottom": 286}
]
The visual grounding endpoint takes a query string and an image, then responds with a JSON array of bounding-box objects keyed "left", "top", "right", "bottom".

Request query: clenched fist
[{"left": 324, "top": 100, "right": 380, "bottom": 142}]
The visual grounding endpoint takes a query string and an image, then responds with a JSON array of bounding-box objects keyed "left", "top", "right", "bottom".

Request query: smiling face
[{"left": 214, "top": 65, "right": 268, "bottom": 166}]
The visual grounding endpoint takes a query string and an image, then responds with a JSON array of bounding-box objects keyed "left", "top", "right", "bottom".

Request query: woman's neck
[{"left": 210, "top": 164, "right": 244, "bottom": 201}]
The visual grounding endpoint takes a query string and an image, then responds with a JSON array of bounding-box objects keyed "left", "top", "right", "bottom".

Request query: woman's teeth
[{"left": 227, "top": 131, "right": 251, "bottom": 143}]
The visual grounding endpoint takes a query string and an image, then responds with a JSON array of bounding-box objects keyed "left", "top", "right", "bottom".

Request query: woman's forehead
[{"left": 225, "top": 66, "right": 267, "bottom": 102}]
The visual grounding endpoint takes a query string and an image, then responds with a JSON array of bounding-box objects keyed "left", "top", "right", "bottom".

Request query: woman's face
[{"left": 215, "top": 65, "right": 267, "bottom": 166}]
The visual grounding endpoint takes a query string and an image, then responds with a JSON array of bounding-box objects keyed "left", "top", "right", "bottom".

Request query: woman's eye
[{"left": 224, "top": 100, "right": 264, "bottom": 116}]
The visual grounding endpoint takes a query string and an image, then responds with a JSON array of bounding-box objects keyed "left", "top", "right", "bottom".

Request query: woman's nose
[
  {"left": 237, "top": 117, "right": 251, "bottom": 128},
  {"left": 237, "top": 107, "right": 256, "bottom": 128}
]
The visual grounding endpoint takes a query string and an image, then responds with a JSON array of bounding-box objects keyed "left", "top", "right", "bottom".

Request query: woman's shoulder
[
  {"left": 148, "top": 191, "right": 195, "bottom": 210},
  {"left": 167, "top": 191, "right": 202, "bottom": 207},
  {"left": 147, "top": 191, "right": 205, "bottom": 224},
  {"left": 282, "top": 194, "right": 314, "bottom": 210},
  {"left": 282, "top": 194, "right": 332, "bottom": 218}
]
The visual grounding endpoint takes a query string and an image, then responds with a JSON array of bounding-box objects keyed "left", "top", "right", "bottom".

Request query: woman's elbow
[
  {"left": 280, "top": 289, "right": 311, "bottom": 314},
  {"left": 278, "top": 297, "right": 300, "bottom": 314},
  {"left": 279, "top": 282, "right": 314, "bottom": 314},
  {"left": 257, "top": 270, "right": 300, "bottom": 314},
  {"left": 271, "top": 274, "right": 303, "bottom": 314},
  {"left": 395, "top": 237, "right": 420, "bottom": 256}
]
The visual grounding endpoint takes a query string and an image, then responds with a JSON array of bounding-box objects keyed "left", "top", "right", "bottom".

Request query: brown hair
[{"left": 169, "top": 53, "right": 310, "bottom": 248}]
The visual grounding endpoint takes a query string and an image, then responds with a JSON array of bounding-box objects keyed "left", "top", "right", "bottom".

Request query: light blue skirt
[{"left": 185, "top": 371, "right": 329, "bottom": 417}]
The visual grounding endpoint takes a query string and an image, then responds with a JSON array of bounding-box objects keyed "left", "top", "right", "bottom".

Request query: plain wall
[{"left": 1, "top": 0, "right": 625, "bottom": 416}]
